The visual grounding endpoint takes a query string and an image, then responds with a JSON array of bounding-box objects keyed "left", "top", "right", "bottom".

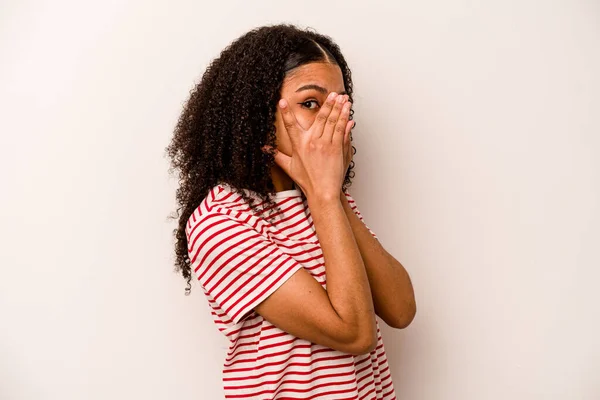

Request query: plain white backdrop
[{"left": 1, "top": 0, "right": 599, "bottom": 399}]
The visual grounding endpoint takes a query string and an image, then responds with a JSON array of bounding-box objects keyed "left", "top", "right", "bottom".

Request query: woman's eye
[{"left": 299, "top": 100, "right": 319, "bottom": 110}]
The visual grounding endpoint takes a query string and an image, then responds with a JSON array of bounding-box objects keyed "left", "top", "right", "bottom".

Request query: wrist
[{"left": 307, "top": 192, "right": 342, "bottom": 210}]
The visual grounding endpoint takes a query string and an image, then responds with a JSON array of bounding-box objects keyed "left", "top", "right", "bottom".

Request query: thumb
[{"left": 262, "top": 145, "right": 292, "bottom": 176}]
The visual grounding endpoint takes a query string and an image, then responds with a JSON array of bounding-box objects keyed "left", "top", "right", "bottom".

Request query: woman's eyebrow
[{"left": 295, "top": 84, "right": 347, "bottom": 96}]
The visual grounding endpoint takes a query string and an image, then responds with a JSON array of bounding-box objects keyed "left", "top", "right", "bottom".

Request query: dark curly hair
[{"left": 166, "top": 24, "right": 357, "bottom": 294}]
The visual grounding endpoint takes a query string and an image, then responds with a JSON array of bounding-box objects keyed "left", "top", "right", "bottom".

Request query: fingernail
[
  {"left": 336, "top": 95, "right": 344, "bottom": 104},
  {"left": 343, "top": 102, "right": 351, "bottom": 113},
  {"left": 328, "top": 92, "right": 337, "bottom": 101},
  {"left": 279, "top": 99, "right": 287, "bottom": 108}
]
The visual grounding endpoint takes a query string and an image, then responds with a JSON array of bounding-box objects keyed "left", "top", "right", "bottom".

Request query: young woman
[{"left": 167, "top": 24, "right": 416, "bottom": 400}]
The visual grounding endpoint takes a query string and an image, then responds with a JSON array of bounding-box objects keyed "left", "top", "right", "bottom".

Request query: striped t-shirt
[{"left": 186, "top": 182, "right": 396, "bottom": 399}]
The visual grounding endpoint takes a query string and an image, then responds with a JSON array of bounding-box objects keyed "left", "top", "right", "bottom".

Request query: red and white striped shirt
[{"left": 186, "top": 182, "right": 397, "bottom": 399}]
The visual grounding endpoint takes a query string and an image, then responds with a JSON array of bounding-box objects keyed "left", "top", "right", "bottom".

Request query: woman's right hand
[{"left": 270, "top": 92, "right": 354, "bottom": 202}]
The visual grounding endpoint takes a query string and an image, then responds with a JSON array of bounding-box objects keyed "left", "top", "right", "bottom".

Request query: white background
[{"left": 1, "top": 1, "right": 599, "bottom": 399}]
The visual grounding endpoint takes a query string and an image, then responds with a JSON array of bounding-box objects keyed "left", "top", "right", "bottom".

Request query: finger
[
  {"left": 323, "top": 94, "right": 348, "bottom": 142},
  {"left": 311, "top": 92, "right": 338, "bottom": 138},
  {"left": 344, "top": 120, "right": 354, "bottom": 167},
  {"left": 332, "top": 99, "right": 351, "bottom": 145},
  {"left": 343, "top": 119, "right": 354, "bottom": 148},
  {"left": 344, "top": 121, "right": 354, "bottom": 171},
  {"left": 278, "top": 99, "right": 301, "bottom": 146},
  {"left": 345, "top": 119, "right": 354, "bottom": 139}
]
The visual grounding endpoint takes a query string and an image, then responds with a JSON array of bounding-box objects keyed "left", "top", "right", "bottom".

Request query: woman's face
[{"left": 274, "top": 62, "right": 347, "bottom": 157}]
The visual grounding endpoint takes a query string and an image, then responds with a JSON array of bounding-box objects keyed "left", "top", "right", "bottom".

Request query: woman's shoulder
[
  {"left": 206, "top": 182, "right": 264, "bottom": 211},
  {"left": 186, "top": 183, "right": 265, "bottom": 231}
]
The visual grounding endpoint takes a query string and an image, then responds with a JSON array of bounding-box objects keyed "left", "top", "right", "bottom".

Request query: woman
[{"left": 167, "top": 24, "right": 416, "bottom": 400}]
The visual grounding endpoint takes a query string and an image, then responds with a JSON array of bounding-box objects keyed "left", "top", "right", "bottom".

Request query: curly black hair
[{"left": 166, "top": 24, "right": 356, "bottom": 294}]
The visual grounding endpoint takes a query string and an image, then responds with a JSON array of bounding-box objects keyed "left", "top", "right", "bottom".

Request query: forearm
[
  {"left": 308, "top": 195, "right": 377, "bottom": 342},
  {"left": 340, "top": 192, "right": 416, "bottom": 328}
]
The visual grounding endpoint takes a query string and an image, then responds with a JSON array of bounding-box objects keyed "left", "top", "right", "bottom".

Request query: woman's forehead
[{"left": 283, "top": 63, "right": 345, "bottom": 93}]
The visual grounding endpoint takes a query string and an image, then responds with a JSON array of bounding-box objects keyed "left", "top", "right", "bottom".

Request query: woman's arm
[
  {"left": 340, "top": 191, "right": 417, "bottom": 329},
  {"left": 255, "top": 194, "right": 378, "bottom": 355}
]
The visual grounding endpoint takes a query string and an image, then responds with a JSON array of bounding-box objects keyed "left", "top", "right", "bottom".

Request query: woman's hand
[{"left": 267, "top": 92, "right": 354, "bottom": 201}]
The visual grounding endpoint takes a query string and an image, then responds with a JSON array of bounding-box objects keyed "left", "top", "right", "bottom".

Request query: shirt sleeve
[
  {"left": 187, "top": 211, "right": 303, "bottom": 325},
  {"left": 343, "top": 191, "right": 379, "bottom": 240}
]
